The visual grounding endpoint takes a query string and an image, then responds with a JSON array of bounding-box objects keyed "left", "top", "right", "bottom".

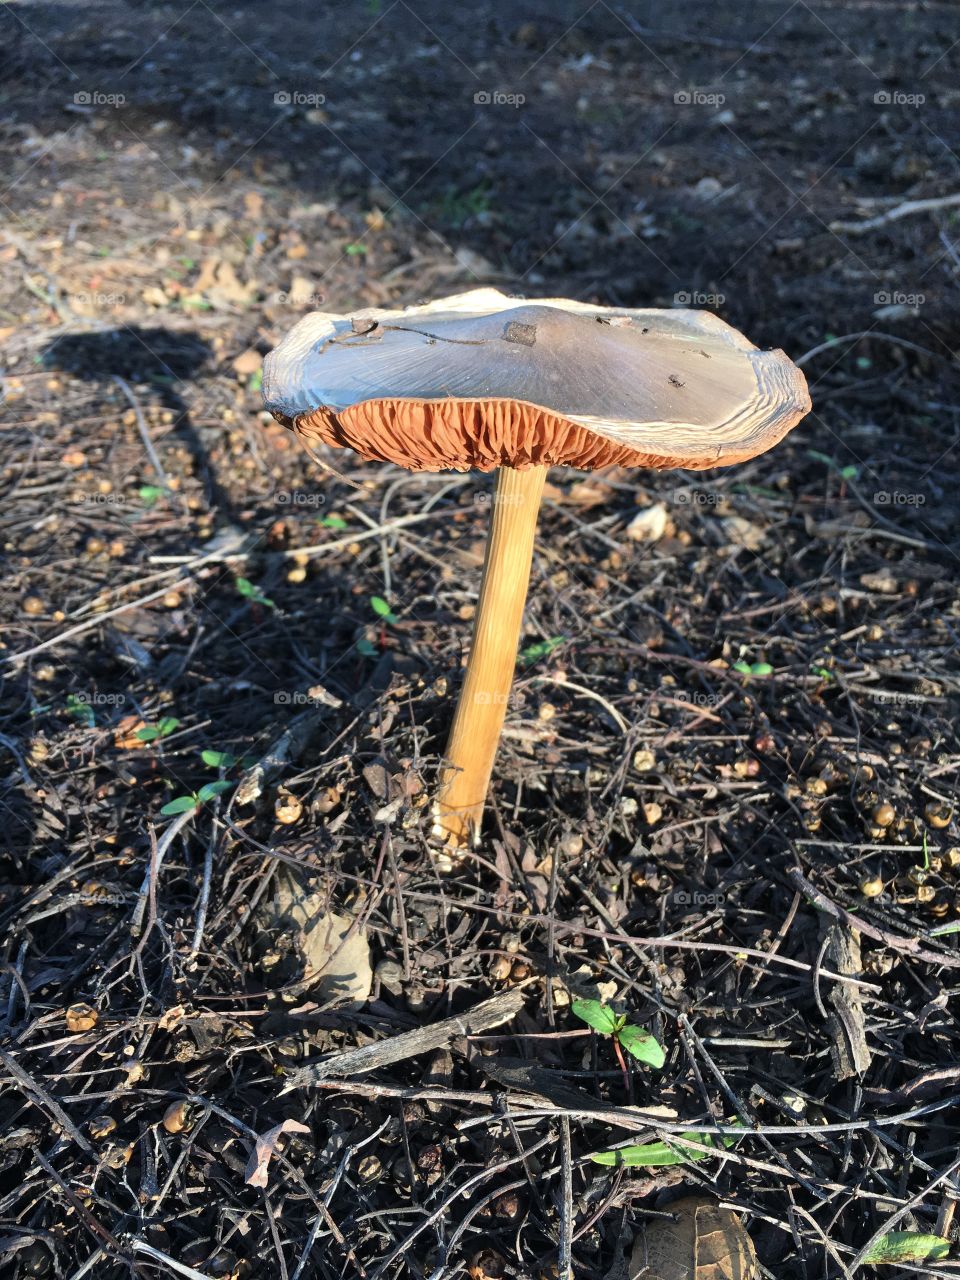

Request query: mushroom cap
[{"left": 263, "top": 288, "right": 810, "bottom": 473}]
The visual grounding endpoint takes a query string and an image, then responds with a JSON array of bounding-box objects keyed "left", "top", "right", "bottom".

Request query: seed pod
[
  {"left": 872, "top": 802, "right": 896, "bottom": 828},
  {"left": 65, "top": 1003, "right": 98, "bottom": 1033},
  {"left": 88, "top": 1115, "right": 117, "bottom": 1139},
  {"left": 162, "top": 1101, "right": 191, "bottom": 1134},
  {"left": 925, "top": 801, "right": 953, "bottom": 830}
]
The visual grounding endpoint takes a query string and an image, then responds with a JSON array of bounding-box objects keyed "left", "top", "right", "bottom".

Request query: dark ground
[{"left": 1, "top": 1, "right": 960, "bottom": 1277}]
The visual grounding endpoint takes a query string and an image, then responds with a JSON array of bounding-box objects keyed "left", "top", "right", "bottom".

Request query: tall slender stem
[{"left": 433, "top": 464, "right": 547, "bottom": 847}]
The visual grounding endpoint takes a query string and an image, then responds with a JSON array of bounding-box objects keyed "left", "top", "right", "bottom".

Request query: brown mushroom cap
[{"left": 263, "top": 288, "right": 810, "bottom": 473}]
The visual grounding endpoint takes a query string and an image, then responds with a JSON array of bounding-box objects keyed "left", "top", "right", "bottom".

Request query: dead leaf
[
  {"left": 719, "top": 517, "right": 765, "bottom": 551},
  {"left": 113, "top": 715, "right": 148, "bottom": 750},
  {"left": 626, "top": 503, "right": 669, "bottom": 543},
  {"left": 630, "top": 1197, "right": 757, "bottom": 1280},
  {"left": 231, "top": 348, "right": 262, "bottom": 376},
  {"left": 244, "top": 1118, "right": 310, "bottom": 1188},
  {"left": 860, "top": 570, "right": 898, "bottom": 594},
  {"left": 263, "top": 874, "right": 372, "bottom": 1003}
]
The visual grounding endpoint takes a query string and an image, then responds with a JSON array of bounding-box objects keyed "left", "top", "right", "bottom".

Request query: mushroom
[{"left": 263, "top": 288, "right": 810, "bottom": 847}]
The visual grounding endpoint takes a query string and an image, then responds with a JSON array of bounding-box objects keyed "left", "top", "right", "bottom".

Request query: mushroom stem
[{"left": 434, "top": 464, "right": 548, "bottom": 847}]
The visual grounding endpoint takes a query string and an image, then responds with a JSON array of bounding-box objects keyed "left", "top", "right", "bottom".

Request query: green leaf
[
  {"left": 861, "top": 1233, "right": 950, "bottom": 1265},
  {"left": 370, "top": 596, "right": 398, "bottom": 623},
  {"left": 202, "top": 749, "right": 238, "bottom": 768},
  {"left": 137, "top": 717, "right": 179, "bottom": 743},
  {"left": 519, "top": 636, "right": 565, "bottom": 666},
  {"left": 840, "top": 464, "right": 859, "bottom": 479},
  {"left": 197, "top": 779, "right": 233, "bottom": 803},
  {"left": 161, "top": 795, "right": 198, "bottom": 816},
  {"left": 591, "top": 1133, "right": 728, "bottom": 1168},
  {"left": 138, "top": 484, "right": 165, "bottom": 507},
  {"left": 750, "top": 661, "right": 773, "bottom": 676},
  {"left": 571, "top": 999, "right": 619, "bottom": 1036},
  {"left": 928, "top": 920, "right": 960, "bottom": 937},
  {"left": 356, "top": 637, "right": 378, "bottom": 657},
  {"left": 236, "top": 577, "right": 275, "bottom": 609},
  {"left": 65, "top": 694, "right": 95, "bottom": 727},
  {"left": 319, "top": 514, "right": 347, "bottom": 529},
  {"left": 732, "top": 660, "right": 752, "bottom": 674},
  {"left": 344, "top": 242, "right": 368, "bottom": 255},
  {"left": 247, "top": 369, "right": 263, "bottom": 392},
  {"left": 617, "top": 1024, "right": 666, "bottom": 1069}
]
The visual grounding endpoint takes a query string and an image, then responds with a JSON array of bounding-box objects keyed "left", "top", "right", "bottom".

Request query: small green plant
[
  {"left": 247, "top": 368, "right": 263, "bottom": 393},
  {"left": 572, "top": 998, "right": 665, "bottom": 1070},
  {"left": 138, "top": 484, "right": 165, "bottom": 507},
  {"left": 160, "top": 779, "right": 233, "bottom": 817},
  {"left": 861, "top": 1233, "right": 950, "bottom": 1266},
  {"left": 319, "top": 514, "right": 347, "bottom": 529},
  {"left": 136, "top": 716, "right": 180, "bottom": 743},
  {"left": 591, "top": 1129, "right": 741, "bottom": 1168},
  {"left": 807, "top": 449, "right": 858, "bottom": 481},
  {"left": 370, "top": 595, "right": 398, "bottom": 624},
  {"left": 201, "top": 749, "right": 238, "bottom": 768},
  {"left": 65, "top": 694, "right": 95, "bottom": 727},
  {"left": 344, "top": 242, "right": 368, "bottom": 256},
  {"left": 732, "top": 659, "right": 773, "bottom": 677},
  {"left": 519, "top": 636, "right": 565, "bottom": 667},
  {"left": 236, "top": 577, "right": 275, "bottom": 610}
]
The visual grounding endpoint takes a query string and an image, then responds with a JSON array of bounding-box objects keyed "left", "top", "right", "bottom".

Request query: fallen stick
[
  {"left": 282, "top": 988, "right": 525, "bottom": 1089},
  {"left": 787, "top": 866, "right": 960, "bottom": 969},
  {"left": 830, "top": 191, "right": 960, "bottom": 234}
]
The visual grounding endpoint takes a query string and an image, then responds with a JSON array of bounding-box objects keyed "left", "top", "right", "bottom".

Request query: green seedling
[
  {"left": 370, "top": 596, "right": 398, "bottom": 624},
  {"left": 138, "top": 484, "right": 165, "bottom": 507},
  {"left": 65, "top": 694, "right": 95, "bottom": 727},
  {"left": 732, "top": 660, "right": 773, "bottom": 677},
  {"left": 136, "top": 716, "right": 180, "bottom": 743},
  {"left": 806, "top": 449, "right": 858, "bottom": 481},
  {"left": 572, "top": 999, "right": 665, "bottom": 1081},
  {"left": 319, "top": 514, "right": 347, "bottom": 529},
  {"left": 247, "top": 369, "right": 263, "bottom": 393},
  {"left": 356, "top": 637, "right": 378, "bottom": 657},
  {"left": 236, "top": 577, "right": 275, "bottom": 610},
  {"left": 519, "top": 636, "right": 565, "bottom": 667},
  {"left": 344, "top": 242, "right": 368, "bottom": 256},
  {"left": 201, "top": 749, "right": 238, "bottom": 768},
  {"left": 160, "top": 779, "right": 233, "bottom": 817},
  {"left": 861, "top": 1233, "right": 950, "bottom": 1265},
  {"left": 591, "top": 1128, "right": 741, "bottom": 1168}
]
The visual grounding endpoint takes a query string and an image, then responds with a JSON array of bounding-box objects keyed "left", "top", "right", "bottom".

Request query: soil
[{"left": 1, "top": 2, "right": 959, "bottom": 1277}]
